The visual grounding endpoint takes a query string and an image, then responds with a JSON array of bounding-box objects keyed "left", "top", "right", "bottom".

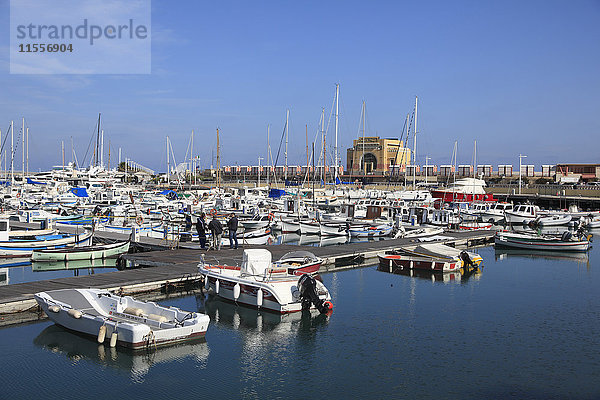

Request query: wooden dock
[{"left": 0, "top": 228, "right": 493, "bottom": 318}]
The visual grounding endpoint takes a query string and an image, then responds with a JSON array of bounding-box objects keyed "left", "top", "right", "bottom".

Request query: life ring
[
  {"left": 193, "top": 199, "right": 199, "bottom": 205},
  {"left": 136, "top": 216, "right": 144, "bottom": 225},
  {"left": 210, "top": 208, "right": 217, "bottom": 216},
  {"left": 16, "top": 192, "right": 20, "bottom": 198},
  {"left": 268, "top": 213, "right": 274, "bottom": 221}
]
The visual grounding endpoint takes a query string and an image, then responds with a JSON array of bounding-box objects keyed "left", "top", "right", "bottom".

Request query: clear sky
[{"left": 1, "top": 0, "right": 599, "bottom": 172}]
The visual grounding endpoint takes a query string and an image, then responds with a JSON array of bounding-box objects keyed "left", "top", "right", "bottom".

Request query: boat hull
[
  {"left": 378, "top": 254, "right": 461, "bottom": 272},
  {"left": 495, "top": 234, "right": 590, "bottom": 251}
]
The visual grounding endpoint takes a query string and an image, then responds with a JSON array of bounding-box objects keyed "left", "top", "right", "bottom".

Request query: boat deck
[{"left": 0, "top": 227, "right": 494, "bottom": 316}]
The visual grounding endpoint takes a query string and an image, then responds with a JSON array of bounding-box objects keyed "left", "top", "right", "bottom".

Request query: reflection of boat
[
  {"left": 378, "top": 243, "right": 483, "bottom": 272},
  {"left": 31, "top": 241, "right": 130, "bottom": 262},
  {"left": 349, "top": 223, "right": 393, "bottom": 238},
  {"left": 494, "top": 248, "right": 590, "bottom": 263},
  {"left": 495, "top": 230, "right": 590, "bottom": 251},
  {"left": 34, "top": 324, "right": 209, "bottom": 378},
  {"left": 35, "top": 288, "right": 210, "bottom": 349},
  {"left": 198, "top": 249, "right": 333, "bottom": 314},
  {"left": 377, "top": 263, "right": 463, "bottom": 283},
  {"left": 32, "top": 258, "right": 116, "bottom": 272},
  {"left": 319, "top": 235, "right": 348, "bottom": 247},
  {"left": 275, "top": 251, "right": 323, "bottom": 276},
  {"left": 202, "top": 296, "right": 327, "bottom": 333}
]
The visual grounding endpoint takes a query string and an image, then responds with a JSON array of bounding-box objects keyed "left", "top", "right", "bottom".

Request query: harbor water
[{"left": 1, "top": 244, "right": 599, "bottom": 399}]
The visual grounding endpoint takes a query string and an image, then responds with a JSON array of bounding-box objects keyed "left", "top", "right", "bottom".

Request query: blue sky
[{"left": 1, "top": 0, "right": 599, "bottom": 172}]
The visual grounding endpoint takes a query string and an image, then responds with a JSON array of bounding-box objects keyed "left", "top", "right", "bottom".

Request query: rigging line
[
  {"left": 0, "top": 124, "right": 11, "bottom": 156},
  {"left": 81, "top": 119, "right": 99, "bottom": 167}
]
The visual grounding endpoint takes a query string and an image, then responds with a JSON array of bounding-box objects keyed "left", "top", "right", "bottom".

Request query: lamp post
[
  {"left": 424, "top": 155, "right": 431, "bottom": 185},
  {"left": 519, "top": 154, "right": 527, "bottom": 194},
  {"left": 258, "top": 156, "right": 264, "bottom": 187}
]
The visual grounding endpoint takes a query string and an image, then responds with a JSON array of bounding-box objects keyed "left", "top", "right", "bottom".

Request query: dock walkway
[{"left": 0, "top": 229, "right": 493, "bottom": 315}]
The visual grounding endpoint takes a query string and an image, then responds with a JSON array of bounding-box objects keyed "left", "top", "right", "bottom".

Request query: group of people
[{"left": 195, "top": 213, "right": 239, "bottom": 251}]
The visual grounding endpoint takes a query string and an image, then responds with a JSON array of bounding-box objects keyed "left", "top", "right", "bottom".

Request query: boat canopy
[
  {"left": 159, "top": 189, "right": 178, "bottom": 200},
  {"left": 70, "top": 187, "right": 89, "bottom": 197},
  {"left": 241, "top": 249, "right": 272, "bottom": 276}
]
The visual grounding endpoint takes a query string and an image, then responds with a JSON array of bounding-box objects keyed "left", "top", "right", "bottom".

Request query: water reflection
[
  {"left": 494, "top": 248, "right": 590, "bottom": 264},
  {"left": 31, "top": 258, "right": 117, "bottom": 272},
  {"left": 377, "top": 263, "right": 482, "bottom": 284},
  {"left": 33, "top": 324, "right": 209, "bottom": 381}
]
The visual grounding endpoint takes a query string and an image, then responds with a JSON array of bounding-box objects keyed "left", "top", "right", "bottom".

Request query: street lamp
[
  {"left": 519, "top": 154, "right": 527, "bottom": 194},
  {"left": 258, "top": 156, "right": 264, "bottom": 187}
]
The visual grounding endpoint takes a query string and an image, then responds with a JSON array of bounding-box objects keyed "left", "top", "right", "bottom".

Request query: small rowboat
[
  {"left": 31, "top": 241, "right": 130, "bottom": 262},
  {"left": 494, "top": 230, "right": 591, "bottom": 252},
  {"left": 35, "top": 288, "right": 210, "bottom": 350}
]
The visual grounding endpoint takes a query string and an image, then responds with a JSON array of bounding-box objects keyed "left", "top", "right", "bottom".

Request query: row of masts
[{"left": 0, "top": 118, "right": 30, "bottom": 184}]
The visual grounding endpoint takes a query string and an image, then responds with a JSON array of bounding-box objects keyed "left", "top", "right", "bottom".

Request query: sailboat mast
[
  {"left": 216, "top": 128, "right": 221, "bottom": 189},
  {"left": 10, "top": 120, "right": 14, "bottom": 185},
  {"left": 100, "top": 129, "right": 104, "bottom": 169},
  {"left": 26, "top": 127, "right": 29, "bottom": 175},
  {"left": 285, "top": 109, "right": 289, "bottom": 180},
  {"left": 321, "top": 107, "right": 326, "bottom": 185},
  {"left": 306, "top": 124, "right": 309, "bottom": 188},
  {"left": 166, "top": 136, "right": 170, "bottom": 185},
  {"left": 267, "top": 124, "right": 270, "bottom": 186},
  {"left": 22, "top": 118, "right": 25, "bottom": 180},
  {"left": 413, "top": 96, "right": 418, "bottom": 189},
  {"left": 334, "top": 83, "right": 339, "bottom": 182},
  {"left": 96, "top": 113, "right": 101, "bottom": 167},
  {"left": 362, "top": 101, "right": 365, "bottom": 177},
  {"left": 108, "top": 139, "right": 111, "bottom": 171}
]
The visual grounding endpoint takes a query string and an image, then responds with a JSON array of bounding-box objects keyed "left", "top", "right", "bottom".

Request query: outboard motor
[
  {"left": 459, "top": 251, "right": 474, "bottom": 268},
  {"left": 561, "top": 231, "right": 573, "bottom": 242},
  {"left": 297, "top": 274, "right": 333, "bottom": 314}
]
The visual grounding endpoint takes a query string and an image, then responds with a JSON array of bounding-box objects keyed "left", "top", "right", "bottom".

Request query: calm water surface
[{"left": 1, "top": 245, "right": 599, "bottom": 399}]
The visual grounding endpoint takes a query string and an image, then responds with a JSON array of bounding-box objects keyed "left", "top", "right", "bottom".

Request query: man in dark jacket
[
  {"left": 196, "top": 213, "right": 207, "bottom": 249},
  {"left": 227, "top": 213, "right": 239, "bottom": 249},
  {"left": 208, "top": 215, "right": 223, "bottom": 251}
]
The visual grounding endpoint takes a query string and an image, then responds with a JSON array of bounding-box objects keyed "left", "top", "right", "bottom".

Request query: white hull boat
[
  {"left": 535, "top": 214, "right": 572, "bottom": 226},
  {"left": 495, "top": 230, "right": 591, "bottom": 252},
  {"left": 299, "top": 220, "right": 320, "bottom": 235},
  {"left": 35, "top": 288, "right": 210, "bottom": 350},
  {"left": 319, "top": 222, "right": 348, "bottom": 236},
  {"left": 198, "top": 249, "right": 333, "bottom": 314}
]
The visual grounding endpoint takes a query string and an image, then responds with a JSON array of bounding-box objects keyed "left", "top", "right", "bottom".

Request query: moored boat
[
  {"left": 275, "top": 251, "right": 323, "bottom": 276},
  {"left": 378, "top": 243, "right": 483, "bottom": 272},
  {"left": 198, "top": 249, "right": 333, "bottom": 314},
  {"left": 494, "top": 230, "right": 591, "bottom": 251},
  {"left": 35, "top": 288, "right": 210, "bottom": 350},
  {"left": 32, "top": 241, "right": 130, "bottom": 262}
]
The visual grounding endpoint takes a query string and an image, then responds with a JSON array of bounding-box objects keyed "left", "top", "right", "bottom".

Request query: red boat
[
  {"left": 431, "top": 178, "right": 497, "bottom": 203},
  {"left": 275, "top": 251, "right": 323, "bottom": 276}
]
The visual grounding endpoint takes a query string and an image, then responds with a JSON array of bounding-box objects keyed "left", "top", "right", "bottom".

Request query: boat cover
[{"left": 241, "top": 249, "right": 272, "bottom": 276}]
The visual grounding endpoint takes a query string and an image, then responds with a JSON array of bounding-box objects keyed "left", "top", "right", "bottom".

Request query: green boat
[{"left": 31, "top": 241, "right": 130, "bottom": 262}]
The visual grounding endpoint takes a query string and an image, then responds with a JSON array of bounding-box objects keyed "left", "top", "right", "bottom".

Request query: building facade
[{"left": 346, "top": 137, "right": 411, "bottom": 175}]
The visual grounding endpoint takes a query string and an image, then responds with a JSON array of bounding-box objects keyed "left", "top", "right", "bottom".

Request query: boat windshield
[{"left": 279, "top": 251, "right": 317, "bottom": 261}]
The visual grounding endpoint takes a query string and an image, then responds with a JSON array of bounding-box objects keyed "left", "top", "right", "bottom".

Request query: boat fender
[
  {"left": 322, "top": 300, "right": 333, "bottom": 312},
  {"left": 123, "top": 307, "right": 144, "bottom": 317},
  {"left": 97, "top": 325, "right": 107, "bottom": 343},
  {"left": 233, "top": 283, "right": 241, "bottom": 301},
  {"left": 48, "top": 305, "right": 60, "bottom": 313},
  {"left": 109, "top": 331, "right": 118, "bottom": 348},
  {"left": 148, "top": 314, "right": 168, "bottom": 323},
  {"left": 204, "top": 276, "right": 210, "bottom": 290},
  {"left": 215, "top": 279, "right": 220, "bottom": 294},
  {"left": 257, "top": 289, "right": 263, "bottom": 308},
  {"left": 136, "top": 216, "right": 144, "bottom": 225},
  {"left": 561, "top": 231, "right": 572, "bottom": 242},
  {"left": 67, "top": 309, "right": 82, "bottom": 319}
]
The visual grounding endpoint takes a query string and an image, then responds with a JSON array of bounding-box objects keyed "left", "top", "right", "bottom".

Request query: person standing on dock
[
  {"left": 227, "top": 213, "right": 239, "bottom": 249},
  {"left": 208, "top": 214, "right": 223, "bottom": 251},
  {"left": 196, "top": 213, "right": 207, "bottom": 250}
]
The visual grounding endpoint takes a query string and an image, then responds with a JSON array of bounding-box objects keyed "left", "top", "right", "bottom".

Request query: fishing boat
[
  {"left": 319, "top": 221, "right": 348, "bottom": 236},
  {"left": 480, "top": 202, "right": 513, "bottom": 223},
  {"left": 0, "top": 230, "right": 93, "bottom": 258},
  {"left": 494, "top": 230, "right": 591, "bottom": 251},
  {"left": 31, "top": 241, "right": 130, "bottom": 262},
  {"left": 34, "top": 288, "right": 210, "bottom": 350},
  {"left": 279, "top": 217, "right": 300, "bottom": 233},
  {"left": 378, "top": 243, "right": 483, "bottom": 272},
  {"left": 534, "top": 214, "right": 572, "bottom": 227},
  {"left": 348, "top": 223, "right": 393, "bottom": 238},
  {"left": 458, "top": 221, "right": 493, "bottom": 230},
  {"left": 198, "top": 249, "right": 333, "bottom": 314},
  {"left": 274, "top": 251, "right": 323, "bottom": 276},
  {"left": 299, "top": 219, "right": 321, "bottom": 235}
]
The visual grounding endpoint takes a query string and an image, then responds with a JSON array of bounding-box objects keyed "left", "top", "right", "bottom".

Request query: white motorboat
[
  {"left": 504, "top": 204, "right": 540, "bottom": 225},
  {"left": 494, "top": 230, "right": 591, "bottom": 252},
  {"left": 480, "top": 202, "right": 513, "bottom": 223},
  {"left": 279, "top": 218, "right": 300, "bottom": 233},
  {"left": 198, "top": 249, "right": 333, "bottom": 314},
  {"left": 348, "top": 223, "right": 393, "bottom": 238},
  {"left": 378, "top": 243, "right": 483, "bottom": 272},
  {"left": 35, "top": 288, "right": 210, "bottom": 350},
  {"left": 535, "top": 214, "right": 572, "bottom": 226}
]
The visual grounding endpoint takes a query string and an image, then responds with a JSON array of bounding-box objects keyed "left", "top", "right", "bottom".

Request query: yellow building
[{"left": 346, "top": 137, "right": 411, "bottom": 174}]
